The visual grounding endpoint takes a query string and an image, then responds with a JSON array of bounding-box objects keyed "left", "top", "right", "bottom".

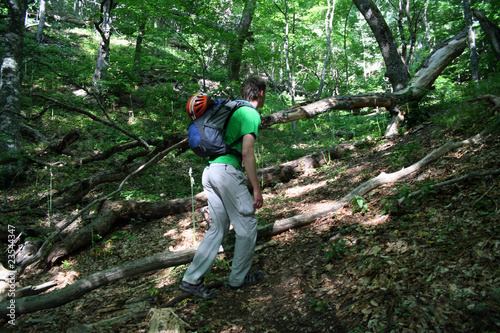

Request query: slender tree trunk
[
  {"left": 396, "top": 0, "right": 408, "bottom": 62},
  {"left": 472, "top": 9, "right": 500, "bottom": 61},
  {"left": 0, "top": 0, "right": 28, "bottom": 189},
  {"left": 93, "top": 0, "right": 116, "bottom": 90},
  {"left": 134, "top": 17, "right": 146, "bottom": 78},
  {"left": 317, "top": 0, "right": 336, "bottom": 99},
  {"left": 463, "top": 0, "right": 479, "bottom": 82},
  {"left": 36, "top": 0, "right": 47, "bottom": 43},
  {"left": 228, "top": 0, "right": 256, "bottom": 81},
  {"left": 353, "top": 0, "right": 411, "bottom": 91},
  {"left": 343, "top": 4, "right": 353, "bottom": 93}
]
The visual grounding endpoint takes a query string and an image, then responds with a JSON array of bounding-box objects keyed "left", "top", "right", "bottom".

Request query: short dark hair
[{"left": 240, "top": 76, "right": 266, "bottom": 101}]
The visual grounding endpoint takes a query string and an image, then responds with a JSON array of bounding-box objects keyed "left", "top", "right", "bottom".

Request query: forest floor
[{"left": 7, "top": 110, "right": 500, "bottom": 332}]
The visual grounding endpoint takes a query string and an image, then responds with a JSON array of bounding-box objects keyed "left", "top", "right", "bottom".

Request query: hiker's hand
[{"left": 253, "top": 189, "right": 263, "bottom": 209}]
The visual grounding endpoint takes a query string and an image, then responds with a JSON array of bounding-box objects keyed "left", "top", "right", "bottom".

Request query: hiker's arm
[{"left": 241, "top": 133, "right": 263, "bottom": 209}]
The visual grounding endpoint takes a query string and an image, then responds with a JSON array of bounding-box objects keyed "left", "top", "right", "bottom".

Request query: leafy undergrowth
[{"left": 10, "top": 114, "right": 500, "bottom": 332}]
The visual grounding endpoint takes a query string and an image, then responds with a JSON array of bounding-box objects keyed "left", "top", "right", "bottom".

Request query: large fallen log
[
  {"left": 1, "top": 247, "right": 197, "bottom": 316},
  {"left": 260, "top": 28, "right": 467, "bottom": 137},
  {"left": 1, "top": 130, "right": 487, "bottom": 316}
]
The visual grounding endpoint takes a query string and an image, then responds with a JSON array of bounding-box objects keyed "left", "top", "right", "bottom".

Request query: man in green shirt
[{"left": 181, "top": 77, "right": 266, "bottom": 299}]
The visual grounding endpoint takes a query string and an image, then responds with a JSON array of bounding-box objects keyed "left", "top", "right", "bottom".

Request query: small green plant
[
  {"left": 320, "top": 238, "right": 347, "bottom": 260},
  {"left": 90, "top": 227, "right": 102, "bottom": 257},
  {"left": 148, "top": 284, "right": 159, "bottom": 296},
  {"left": 196, "top": 300, "right": 215, "bottom": 316},
  {"left": 189, "top": 167, "right": 196, "bottom": 245},
  {"left": 61, "top": 260, "right": 73, "bottom": 270},
  {"left": 350, "top": 195, "right": 369, "bottom": 215},
  {"left": 111, "top": 230, "right": 135, "bottom": 242},
  {"left": 309, "top": 299, "right": 328, "bottom": 312},
  {"left": 213, "top": 257, "right": 231, "bottom": 271}
]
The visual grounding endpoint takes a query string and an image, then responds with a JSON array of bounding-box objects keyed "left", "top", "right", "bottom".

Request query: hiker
[{"left": 180, "top": 76, "right": 267, "bottom": 299}]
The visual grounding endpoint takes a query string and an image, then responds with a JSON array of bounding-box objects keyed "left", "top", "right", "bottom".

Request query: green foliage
[
  {"left": 430, "top": 73, "right": 500, "bottom": 137},
  {"left": 350, "top": 195, "right": 369, "bottom": 215},
  {"left": 386, "top": 141, "right": 423, "bottom": 170},
  {"left": 309, "top": 299, "right": 328, "bottom": 312},
  {"left": 61, "top": 260, "right": 73, "bottom": 270},
  {"left": 320, "top": 238, "right": 347, "bottom": 260},
  {"left": 9, "top": 0, "right": 500, "bottom": 232}
]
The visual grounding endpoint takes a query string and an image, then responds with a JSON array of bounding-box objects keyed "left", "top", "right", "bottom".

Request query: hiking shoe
[
  {"left": 230, "top": 271, "right": 264, "bottom": 292},
  {"left": 180, "top": 281, "right": 216, "bottom": 299}
]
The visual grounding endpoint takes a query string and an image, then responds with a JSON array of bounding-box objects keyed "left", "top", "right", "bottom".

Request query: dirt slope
[{"left": 11, "top": 117, "right": 500, "bottom": 332}]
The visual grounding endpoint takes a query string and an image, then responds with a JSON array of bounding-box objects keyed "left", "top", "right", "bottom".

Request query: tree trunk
[
  {"left": 472, "top": 9, "right": 500, "bottom": 61},
  {"left": 353, "top": 0, "right": 411, "bottom": 91},
  {"left": 35, "top": 0, "right": 47, "bottom": 43},
  {"left": 228, "top": 0, "right": 256, "bottom": 81},
  {"left": 260, "top": 27, "right": 466, "bottom": 136},
  {"left": 2, "top": 247, "right": 198, "bottom": 315},
  {"left": 133, "top": 17, "right": 146, "bottom": 78},
  {"left": 463, "top": 0, "right": 479, "bottom": 82},
  {"left": 93, "top": 0, "right": 116, "bottom": 90},
  {"left": 317, "top": 0, "right": 336, "bottom": 99},
  {"left": 0, "top": 0, "right": 27, "bottom": 189}
]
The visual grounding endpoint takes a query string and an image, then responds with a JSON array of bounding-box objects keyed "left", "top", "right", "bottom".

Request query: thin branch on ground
[
  {"left": 16, "top": 139, "right": 187, "bottom": 275},
  {"left": 397, "top": 168, "right": 500, "bottom": 204}
]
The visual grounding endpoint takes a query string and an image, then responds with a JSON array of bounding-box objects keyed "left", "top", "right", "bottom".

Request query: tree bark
[
  {"left": 472, "top": 9, "right": 500, "bottom": 61},
  {"left": 353, "top": 0, "right": 411, "bottom": 91},
  {"left": 35, "top": 0, "right": 47, "bottom": 43},
  {"left": 228, "top": 0, "right": 256, "bottom": 81},
  {"left": 463, "top": 0, "right": 479, "bottom": 81},
  {"left": 45, "top": 10, "right": 86, "bottom": 26},
  {"left": 133, "top": 17, "right": 146, "bottom": 78},
  {"left": 93, "top": 0, "right": 116, "bottom": 90},
  {"left": 317, "top": 0, "right": 336, "bottom": 99},
  {"left": 398, "top": 29, "right": 467, "bottom": 99},
  {"left": 0, "top": 0, "right": 28, "bottom": 189},
  {"left": 1, "top": 247, "right": 198, "bottom": 316}
]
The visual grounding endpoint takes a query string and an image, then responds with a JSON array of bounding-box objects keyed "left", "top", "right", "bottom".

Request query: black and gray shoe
[
  {"left": 230, "top": 271, "right": 264, "bottom": 292},
  {"left": 180, "top": 281, "right": 216, "bottom": 299}
]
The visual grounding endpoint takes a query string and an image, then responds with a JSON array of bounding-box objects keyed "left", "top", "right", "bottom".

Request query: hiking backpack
[{"left": 187, "top": 99, "right": 255, "bottom": 158}]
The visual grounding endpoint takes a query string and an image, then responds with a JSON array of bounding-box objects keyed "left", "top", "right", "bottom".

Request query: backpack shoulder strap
[{"left": 222, "top": 100, "right": 256, "bottom": 129}]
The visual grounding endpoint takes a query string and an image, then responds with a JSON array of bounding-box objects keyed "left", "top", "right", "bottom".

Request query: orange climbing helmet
[{"left": 187, "top": 93, "right": 212, "bottom": 121}]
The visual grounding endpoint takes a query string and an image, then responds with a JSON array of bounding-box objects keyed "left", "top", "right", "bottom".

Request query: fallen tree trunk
[
  {"left": 223, "top": 132, "right": 485, "bottom": 250},
  {"left": 46, "top": 143, "right": 355, "bottom": 264},
  {"left": 3, "top": 130, "right": 487, "bottom": 316},
  {"left": 47, "top": 193, "right": 207, "bottom": 264},
  {"left": 260, "top": 28, "right": 467, "bottom": 136},
  {"left": 1, "top": 247, "right": 198, "bottom": 316}
]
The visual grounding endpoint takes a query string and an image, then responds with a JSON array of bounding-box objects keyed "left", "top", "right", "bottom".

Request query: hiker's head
[
  {"left": 241, "top": 76, "right": 266, "bottom": 108},
  {"left": 186, "top": 93, "right": 214, "bottom": 120}
]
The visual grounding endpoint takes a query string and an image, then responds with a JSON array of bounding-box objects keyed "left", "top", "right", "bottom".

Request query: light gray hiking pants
[{"left": 182, "top": 163, "right": 258, "bottom": 287}]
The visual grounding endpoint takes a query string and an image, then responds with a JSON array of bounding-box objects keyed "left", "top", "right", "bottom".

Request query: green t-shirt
[{"left": 209, "top": 103, "right": 261, "bottom": 170}]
